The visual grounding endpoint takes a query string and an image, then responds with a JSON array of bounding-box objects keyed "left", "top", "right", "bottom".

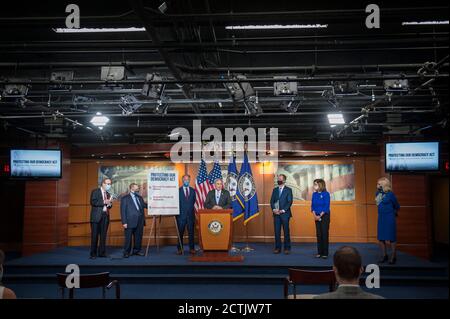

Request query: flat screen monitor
[
  {"left": 385, "top": 142, "right": 439, "bottom": 172},
  {"left": 10, "top": 149, "right": 62, "bottom": 178}
]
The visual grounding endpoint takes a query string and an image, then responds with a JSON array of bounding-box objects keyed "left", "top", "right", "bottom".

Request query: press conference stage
[{"left": 4, "top": 243, "right": 448, "bottom": 299}]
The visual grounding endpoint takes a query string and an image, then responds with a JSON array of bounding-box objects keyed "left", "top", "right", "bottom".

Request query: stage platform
[{"left": 5, "top": 243, "right": 448, "bottom": 285}]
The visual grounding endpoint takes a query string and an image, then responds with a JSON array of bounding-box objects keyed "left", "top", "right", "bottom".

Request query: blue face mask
[
  {"left": 105, "top": 184, "right": 111, "bottom": 192},
  {"left": 183, "top": 181, "right": 190, "bottom": 187}
]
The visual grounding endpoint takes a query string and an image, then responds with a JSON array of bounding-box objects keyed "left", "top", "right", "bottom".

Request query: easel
[{"left": 145, "top": 215, "right": 183, "bottom": 256}]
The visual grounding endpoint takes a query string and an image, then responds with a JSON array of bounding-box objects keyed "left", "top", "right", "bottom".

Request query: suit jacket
[
  {"left": 313, "top": 285, "right": 384, "bottom": 299},
  {"left": 178, "top": 186, "right": 196, "bottom": 221},
  {"left": 90, "top": 188, "right": 112, "bottom": 223},
  {"left": 204, "top": 189, "right": 232, "bottom": 209},
  {"left": 270, "top": 186, "right": 293, "bottom": 217},
  {"left": 120, "top": 193, "right": 147, "bottom": 228}
]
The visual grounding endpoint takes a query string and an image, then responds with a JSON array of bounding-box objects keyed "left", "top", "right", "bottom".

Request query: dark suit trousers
[
  {"left": 123, "top": 217, "right": 145, "bottom": 255},
  {"left": 315, "top": 214, "right": 330, "bottom": 256},
  {"left": 176, "top": 217, "right": 195, "bottom": 250},
  {"left": 273, "top": 213, "right": 291, "bottom": 250},
  {"left": 90, "top": 213, "right": 109, "bottom": 256}
]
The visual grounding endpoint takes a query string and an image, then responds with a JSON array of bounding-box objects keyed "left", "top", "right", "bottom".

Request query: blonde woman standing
[{"left": 376, "top": 177, "right": 400, "bottom": 264}]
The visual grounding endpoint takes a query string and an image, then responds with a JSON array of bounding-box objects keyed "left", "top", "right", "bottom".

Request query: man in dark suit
[
  {"left": 176, "top": 174, "right": 197, "bottom": 255},
  {"left": 270, "top": 174, "right": 293, "bottom": 254},
  {"left": 120, "top": 183, "right": 147, "bottom": 258},
  {"left": 90, "top": 178, "right": 113, "bottom": 259},
  {"left": 204, "top": 178, "right": 232, "bottom": 210}
]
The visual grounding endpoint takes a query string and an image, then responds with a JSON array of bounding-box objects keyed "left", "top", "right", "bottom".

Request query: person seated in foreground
[
  {"left": 314, "top": 246, "right": 384, "bottom": 299},
  {"left": 0, "top": 250, "right": 17, "bottom": 299}
]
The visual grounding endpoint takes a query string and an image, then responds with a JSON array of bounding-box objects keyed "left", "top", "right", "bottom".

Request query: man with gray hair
[{"left": 204, "top": 178, "right": 232, "bottom": 210}]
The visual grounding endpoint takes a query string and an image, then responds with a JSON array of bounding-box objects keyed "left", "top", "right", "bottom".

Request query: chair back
[
  {"left": 284, "top": 268, "right": 336, "bottom": 298},
  {"left": 56, "top": 272, "right": 120, "bottom": 299}
]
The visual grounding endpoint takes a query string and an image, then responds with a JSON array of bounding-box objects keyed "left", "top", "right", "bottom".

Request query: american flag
[
  {"left": 194, "top": 158, "right": 214, "bottom": 212},
  {"left": 208, "top": 160, "right": 223, "bottom": 185}
]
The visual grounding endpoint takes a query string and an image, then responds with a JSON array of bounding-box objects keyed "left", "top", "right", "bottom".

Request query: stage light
[
  {"left": 332, "top": 81, "right": 359, "bottom": 96},
  {"left": 384, "top": 79, "right": 409, "bottom": 93},
  {"left": 141, "top": 73, "right": 165, "bottom": 99},
  {"left": 243, "top": 95, "right": 262, "bottom": 116},
  {"left": 2, "top": 83, "right": 29, "bottom": 97},
  {"left": 274, "top": 77, "right": 298, "bottom": 96},
  {"left": 119, "top": 94, "right": 143, "bottom": 116},
  {"left": 72, "top": 95, "right": 95, "bottom": 110},
  {"left": 53, "top": 27, "right": 146, "bottom": 33},
  {"left": 225, "top": 24, "right": 328, "bottom": 30},
  {"left": 281, "top": 99, "right": 301, "bottom": 114},
  {"left": 402, "top": 20, "right": 448, "bottom": 26},
  {"left": 327, "top": 113, "right": 345, "bottom": 127},
  {"left": 158, "top": 2, "right": 168, "bottom": 13},
  {"left": 90, "top": 112, "right": 109, "bottom": 129},
  {"left": 101, "top": 66, "right": 125, "bottom": 81},
  {"left": 226, "top": 75, "right": 255, "bottom": 101}
]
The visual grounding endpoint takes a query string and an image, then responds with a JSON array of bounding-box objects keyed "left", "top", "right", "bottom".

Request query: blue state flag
[
  {"left": 237, "top": 153, "right": 260, "bottom": 225},
  {"left": 227, "top": 155, "right": 244, "bottom": 221}
]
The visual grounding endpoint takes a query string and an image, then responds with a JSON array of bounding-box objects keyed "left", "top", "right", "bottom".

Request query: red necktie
[{"left": 185, "top": 187, "right": 189, "bottom": 199}]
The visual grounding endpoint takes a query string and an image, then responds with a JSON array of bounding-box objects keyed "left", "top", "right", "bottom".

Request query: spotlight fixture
[
  {"left": 274, "top": 76, "right": 298, "bottom": 96},
  {"left": 158, "top": 1, "right": 168, "bottom": 13},
  {"left": 2, "top": 83, "right": 29, "bottom": 97},
  {"left": 281, "top": 98, "right": 301, "bottom": 114},
  {"left": 243, "top": 95, "right": 262, "bottom": 116},
  {"left": 72, "top": 95, "right": 95, "bottom": 110},
  {"left": 332, "top": 81, "right": 359, "bottom": 96},
  {"left": 101, "top": 66, "right": 125, "bottom": 81},
  {"left": 119, "top": 94, "right": 143, "bottom": 116},
  {"left": 50, "top": 70, "right": 74, "bottom": 91},
  {"left": 90, "top": 112, "right": 109, "bottom": 129},
  {"left": 327, "top": 113, "right": 345, "bottom": 127},
  {"left": 226, "top": 75, "right": 254, "bottom": 101},
  {"left": 384, "top": 79, "right": 409, "bottom": 93},
  {"left": 141, "top": 73, "right": 165, "bottom": 99}
]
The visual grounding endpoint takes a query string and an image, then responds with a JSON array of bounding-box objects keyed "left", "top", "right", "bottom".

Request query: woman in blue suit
[
  {"left": 376, "top": 177, "right": 400, "bottom": 264},
  {"left": 311, "top": 179, "right": 331, "bottom": 259}
]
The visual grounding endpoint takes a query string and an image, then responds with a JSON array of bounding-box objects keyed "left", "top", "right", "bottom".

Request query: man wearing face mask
[
  {"left": 176, "top": 175, "right": 197, "bottom": 255},
  {"left": 270, "top": 174, "right": 294, "bottom": 254},
  {"left": 89, "top": 178, "right": 113, "bottom": 259},
  {"left": 120, "top": 183, "right": 147, "bottom": 258}
]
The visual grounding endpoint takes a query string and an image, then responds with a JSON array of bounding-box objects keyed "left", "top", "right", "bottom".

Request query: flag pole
[{"left": 241, "top": 224, "right": 254, "bottom": 252}]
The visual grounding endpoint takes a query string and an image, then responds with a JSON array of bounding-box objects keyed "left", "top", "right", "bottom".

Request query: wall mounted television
[
  {"left": 10, "top": 149, "right": 62, "bottom": 179},
  {"left": 385, "top": 142, "right": 440, "bottom": 172}
]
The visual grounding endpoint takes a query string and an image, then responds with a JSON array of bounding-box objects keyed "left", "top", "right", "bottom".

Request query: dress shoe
[
  {"left": 189, "top": 249, "right": 196, "bottom": 255},
  {"left": 133, "top": 251, "right": 145, "bottom": 256},
  {"left": 89, "top": 255, "right": 96, "bottom": 260},
  {"left": 284, "top": 250, "right": 291, "bottom": 255},
  {"left": 176, "top": 249, "right": 183, "bottom": 255},
  {"left": 389, "top": 256, "right": 397, "bottom": 265},
  {"left": 315, "top": 254, "right": 322, "bottom": 258},
  {"left": 123, "top": 254, "right": 129, "bottom": 258},
  {"left": 273, "top": 249, "right": 281, "bottom": 254},
  {"left": 378, "top": 255, "right": 388, "bottom": 264},
  {"left": 321, "top": 255, "right": 328, "bottom": 259}
]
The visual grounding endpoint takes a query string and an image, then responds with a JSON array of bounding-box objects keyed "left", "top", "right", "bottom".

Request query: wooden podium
[{"left": 190, "top": 209, "right": 244, "bottom": 262}]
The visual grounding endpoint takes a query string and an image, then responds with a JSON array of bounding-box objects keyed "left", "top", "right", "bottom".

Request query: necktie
[
  {"left": 102, "top": 190, "right": 108, "bottom": 212},
  {"left": 216, "top": 192, "right": 220, "bottom": 205},
  {"left": 133, "top": 194, "right": 140, "bottom": 210},
  {"left": 279, "top": 187, "right": 282, "bottom": 197},
  {"left": 185, "top": 187, "right": 189, "bottom": 199}
]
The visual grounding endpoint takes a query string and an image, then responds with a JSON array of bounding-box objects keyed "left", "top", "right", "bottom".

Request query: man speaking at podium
[{"left": 205, "top": 178, "right": 232, "bottom": 210}]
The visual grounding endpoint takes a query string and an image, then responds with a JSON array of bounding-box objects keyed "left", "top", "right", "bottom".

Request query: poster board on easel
[{"left": 145, "top": 170, "right": 183, "bottom": 256}]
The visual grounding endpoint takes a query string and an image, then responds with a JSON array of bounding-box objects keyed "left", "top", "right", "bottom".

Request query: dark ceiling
[{"left": 0, "top": 0, "right": 448, "bottom": 148}]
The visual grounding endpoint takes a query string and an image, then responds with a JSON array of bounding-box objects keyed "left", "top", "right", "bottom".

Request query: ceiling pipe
[{"left": 0, "top": 73, "right": 447, "bottom": 85}]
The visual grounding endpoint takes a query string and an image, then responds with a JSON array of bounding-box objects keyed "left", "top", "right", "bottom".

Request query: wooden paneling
[{"left": 22, "top": 142, "right": 71, "bottom": 255}]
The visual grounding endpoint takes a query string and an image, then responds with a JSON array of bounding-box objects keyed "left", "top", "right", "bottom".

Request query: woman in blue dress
[
  {"left": 311, "top": 179, "right": 331, "bottom": 259},
  {"left": 376, "top": 177, "right": 400, "bottom": 264}
]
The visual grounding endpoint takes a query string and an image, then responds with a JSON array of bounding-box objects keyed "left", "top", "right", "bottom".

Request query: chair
[
  {"left": 56, "top": 272, "right": 120, "bottom": 299},
  {"left": 284, "top": 268, "right": 336, "bottom": 299}
]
